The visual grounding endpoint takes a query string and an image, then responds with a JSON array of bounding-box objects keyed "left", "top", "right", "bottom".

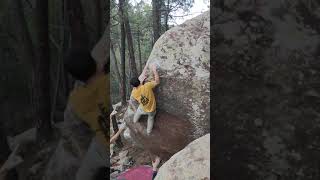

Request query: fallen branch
[
  {"left": 0, "top": 144, "right": 23, "bottom": 174},
  {"left": 0, "top": 128, "right": 37, "bottom": 174}
]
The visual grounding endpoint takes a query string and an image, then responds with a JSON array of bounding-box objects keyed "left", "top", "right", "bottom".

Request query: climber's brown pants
[{"left": 133, "top": 105, "right": 156, "bottom": 134}]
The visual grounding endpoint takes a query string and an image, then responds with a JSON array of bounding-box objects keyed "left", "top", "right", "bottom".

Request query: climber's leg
[
  {"left": 146, "top": 110, "right": 156, "bottom": 135},
  {"left": 76, "top": 137, "right": 108, "bottom": 180},
  {"left": 133, "top": 105, "right": 145, "bottom": 123}
]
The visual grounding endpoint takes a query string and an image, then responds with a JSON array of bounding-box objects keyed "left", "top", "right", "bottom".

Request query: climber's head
[
  {"left": 130, "top": 77, "right": 140, "bottom": 87},
  {"left": 65, "top": 49, "right": 97, "bottom": 83}
]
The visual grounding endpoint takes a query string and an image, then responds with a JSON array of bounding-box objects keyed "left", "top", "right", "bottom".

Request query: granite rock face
[
  {"left": 145, "top": 11, "right": 210, "bottom": 139},
  {"left": 155, "top": 134, "right": 210, "bottom": 180},
  {"left": 213, "top": 1, "right": 320, "bottom": 179}
]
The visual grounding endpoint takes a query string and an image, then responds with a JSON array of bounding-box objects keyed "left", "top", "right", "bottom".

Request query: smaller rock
[
  {"left": 155, "top": 134, "right": 210, "bottom": 180},
  {"left": 119, "top": 150, "right": 128, "bottom": 159},
  {"left": 111, "top": 150, "right": 131, "bottom": 172}
]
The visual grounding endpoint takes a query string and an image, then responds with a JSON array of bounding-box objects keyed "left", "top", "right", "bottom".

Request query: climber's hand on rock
[
  {"left": 138, "top": 73, "right": 146, "bottom": 84},
  {"left": 150, "top": 63, "right": 157, "bottom": 72}
]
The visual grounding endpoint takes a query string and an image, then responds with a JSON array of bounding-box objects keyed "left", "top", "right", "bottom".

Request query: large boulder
[
  {"left": 122, "top": 11, "right": 210, "bottom": 159},
  {"left": 146, "top": 11, "right": 210, "bottom": 139},
  {"left": 155, "top": 133, "right": 210, "bottom": 180}
]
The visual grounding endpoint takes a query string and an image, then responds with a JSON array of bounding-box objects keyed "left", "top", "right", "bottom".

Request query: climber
[
  {"left": 129, "top": 63, "right": 160, "bottom": 135},
  {"left": 64, "top": 30, "right": 109, "bottom": 180}
]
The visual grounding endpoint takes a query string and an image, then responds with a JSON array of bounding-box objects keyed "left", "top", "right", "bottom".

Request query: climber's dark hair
[
  {"left": 93, "top": 167, "right": 108, "bottom": 180},
  {"left": 64, "top": 48, "right": 96, "bottom": 82},
  {"left": 130, "top": 77, "right": 140, "bottom": 87}
]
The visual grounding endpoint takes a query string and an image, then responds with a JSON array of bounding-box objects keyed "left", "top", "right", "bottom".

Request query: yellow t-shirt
[
  {"left": 68, "top": 74, "right": 109, "bottom": 150},
  {"left": 131, "top": 81, "right": 157, "bottom": 112}
]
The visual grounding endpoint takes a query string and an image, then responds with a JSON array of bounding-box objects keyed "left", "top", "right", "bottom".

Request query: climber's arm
[
  {"left": 138, "top": 62, "right": 149, "bottom": 84},
  {"left": 110, "top": 127, "right": 125, "bottom": 144},
  {"left": 150, "top": 63, "right": 160, "bottom": 86},
  {"left": 110, "top": 121, "right": 127, "bottom": 144},
  {"left": 129, "top": 95, "right": 138, "bottom": 111}
]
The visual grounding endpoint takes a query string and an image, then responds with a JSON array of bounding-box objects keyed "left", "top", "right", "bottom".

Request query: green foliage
[
  {"left": 110, "top": 0, "right": 195, "bottom": 102},
  {"left": 111, "top": 0, "right": 154, "bottom": 101},
  {"left": 161, "top": 0, "right": 194, "bottom": 24},
  {"left": 111, "top": 0, "right": 195, "bottom": 102},
  {"left": 165, "top": 0, "right": 194, "bottom": 12}
]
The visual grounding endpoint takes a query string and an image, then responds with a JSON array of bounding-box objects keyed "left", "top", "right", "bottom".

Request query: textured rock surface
[
  {"left": 145, "top": 11, "right": 210, "bottom": 138},
  {"left": 214, "top": 1, "right": 320, "bottom": 179},
  {"left": 155, "top": 134, "right": 210, "bottom": 180}
]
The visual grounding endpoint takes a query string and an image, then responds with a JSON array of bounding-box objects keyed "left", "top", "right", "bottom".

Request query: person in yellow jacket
[
  {"left": 64, "top": 34, "right": 109, "bottom": 179},
  {"left": 129, "top": 63, "right": 160, "bottom": 135}
]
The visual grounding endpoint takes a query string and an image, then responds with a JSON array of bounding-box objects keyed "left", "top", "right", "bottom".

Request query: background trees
[
  {"left": 0, "top": 0, "right": 109, "bottom": 159},
  {"left": 110, "top": 0, "right": 194, "bottom": 103}
]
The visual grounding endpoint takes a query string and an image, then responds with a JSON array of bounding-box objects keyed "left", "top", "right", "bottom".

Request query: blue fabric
[{"left": 152, "top": 171, "right": 157, "bottom": 180}]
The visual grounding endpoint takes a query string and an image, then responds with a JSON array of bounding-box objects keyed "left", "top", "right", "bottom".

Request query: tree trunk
[
  {"left": 110, "top": 44, "right": 121, "bottom": 82},
  {"left": 101, "top": 0, "right": 110, "bottom": 72},
  {"left": 110, "top": 43, "right": 125, "bottom": 101},
  {"left": 62, "top": 0, "right": 71, "bottom": 97},
  {"left": 165, "top": 0, "right": 170, "bottom": 31},
  {"left": 137, "top": 26, "right": 142, "bottom": 73},
  {"left": 94, "top": 0, "right": 103, "bottom": 38},
  {"left": 34, "top": 0, "right": 52, "bottom": 140},
  {"left": 152, "top": 0, "right": 161, "bottom": 45},
  {"left": 101, "top": 0, "right": 109, "bottom": 30},
  {"left": 10, "top": 0, "right": 53, "bottom": 140},
  {"left": 8, "top": 1, "right": 38, "bottom": 141},
  {"left": 65, "top": 0, "right": 89, "bottom": 105},
  {"left": 119, "top": 0, "right": 138, "bottom": 78},
  {"left": 111, "top": 114, "right": 123, "bottom": 148},
  {"left": 8, "top": 0, "right": 36, "bottom": 62},
  {"left": 120, "top": 22, "right": 127, "bottom": 104},
  {"left": 66, "top": 0, "right": 89, "bottom": 50}
]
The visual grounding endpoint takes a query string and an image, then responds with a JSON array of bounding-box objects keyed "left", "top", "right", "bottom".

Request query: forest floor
[{"left": 110, "top": 103, "right": 163, "bottom": 179}]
